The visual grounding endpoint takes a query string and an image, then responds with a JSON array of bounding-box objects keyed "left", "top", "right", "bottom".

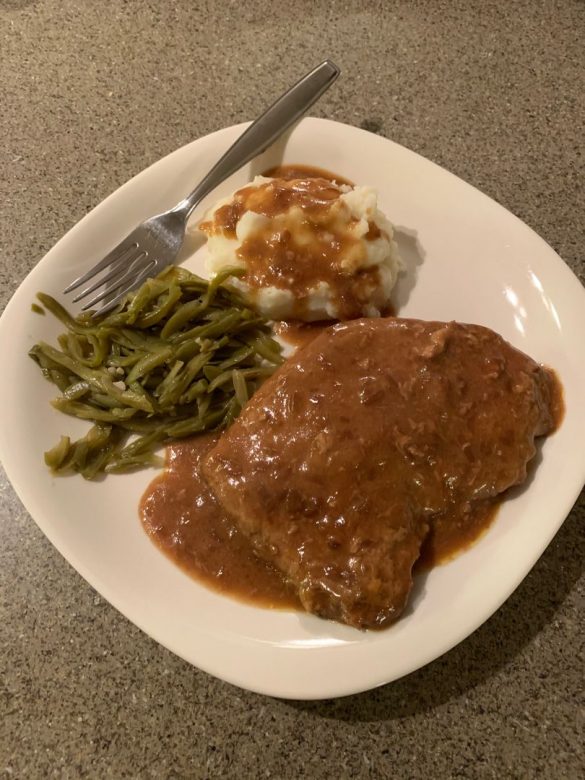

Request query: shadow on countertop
[
  {"left": 391, "top": 226, "right": 425, "bottom": 313},
  {"left": 285, "top": 487, "right": 585, "bottom": 722}
]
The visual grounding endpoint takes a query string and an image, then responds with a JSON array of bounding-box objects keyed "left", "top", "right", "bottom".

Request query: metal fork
[{"left": 64, "top": 60, "right": 340, "bottom": 316}]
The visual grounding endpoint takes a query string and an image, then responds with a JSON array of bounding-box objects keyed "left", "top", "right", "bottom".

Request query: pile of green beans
[{"left": 29, "top": 266, "right": 282, "bottom": 479}]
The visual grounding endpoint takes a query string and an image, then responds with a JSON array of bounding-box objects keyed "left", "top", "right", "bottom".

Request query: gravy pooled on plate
[{"left": 141, "top": 434, "right": 299, "bottom": 609}]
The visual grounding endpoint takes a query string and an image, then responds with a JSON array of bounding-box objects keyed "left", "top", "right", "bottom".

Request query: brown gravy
[
  {"left": 141, "top": 434, "right": 299, "bottom": 610},
  {"left": 200, "top": 318, "right": 563, "bottom": 629},
  {"left": 416, "top": 500, "right": 498, "bottom": 570},
  {"left": 141, "top": 448, "right": 503, "bottom": 611},
  {"left": 272, "top": 320, "right": 334, "bottom": 349},
  {"left": 140, "top": 394, "right": 564, "bottom": 609},
  {"left": 419, "top": 369, "right": 563, "bottom": 569},
  {"left": 262, "top": 164, "right": 354, "bottom": 186},
  {"left": 198, "top": 165, "right": 387, "bottom": 320},
  {"left": 274, "top": 311, "right": 397, "bottom": 350},
  {"left": 140, "top": 371, "right": 563, "bottom": 616}
]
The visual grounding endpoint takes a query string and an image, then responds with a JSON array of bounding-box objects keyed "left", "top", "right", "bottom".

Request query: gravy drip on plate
[
  {"left": 273, "top": 309, "right": 397, "bottom": 350},
  {"left": 199, "top": 165, "right": 387, "bottom": 320},
  {"left": 272, "top": 320, "right": 333, "bottom": 349},
  {"left": 416, "top": 499, "right": 498, "bottom": 570},
  {"left": 140, "top": 434, "right": 299, "bottom": 610}
]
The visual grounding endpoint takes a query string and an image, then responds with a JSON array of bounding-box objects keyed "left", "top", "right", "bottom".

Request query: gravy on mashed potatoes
[{"left": 198, "top": 165, "right": 403, "bottom": 321}]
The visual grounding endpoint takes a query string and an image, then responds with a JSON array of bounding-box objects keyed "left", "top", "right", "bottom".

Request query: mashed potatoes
[{"left": 199, "top": 174, "right": 403, "bottom": 321}]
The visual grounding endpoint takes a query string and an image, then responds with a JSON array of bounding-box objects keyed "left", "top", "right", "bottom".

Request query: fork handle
[{"left": 173, "top": 60, "right": 340, "bottom": 220}]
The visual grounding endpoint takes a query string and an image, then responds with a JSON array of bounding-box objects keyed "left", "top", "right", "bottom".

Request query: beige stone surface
[{"left": 0, "top": 1, "right": 583, "bottom": 777}]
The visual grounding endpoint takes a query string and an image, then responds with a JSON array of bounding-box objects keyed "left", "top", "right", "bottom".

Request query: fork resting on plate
[{"left": 64, "top": 60, "right": 340, "bottom": 316}]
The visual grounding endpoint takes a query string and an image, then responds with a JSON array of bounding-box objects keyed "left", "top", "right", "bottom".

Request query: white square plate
[{"left": 1, "top": 118, "right": 583, "bottom": 699}]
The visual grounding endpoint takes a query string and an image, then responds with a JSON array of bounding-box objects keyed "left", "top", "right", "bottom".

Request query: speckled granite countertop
[{"left": 1, "top": 1, "right": 584, "bottom": 777}]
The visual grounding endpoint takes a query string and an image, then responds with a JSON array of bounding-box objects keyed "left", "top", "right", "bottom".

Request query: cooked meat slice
[{"left": 202, "top": 318, "right": 558, "bottom": 629}]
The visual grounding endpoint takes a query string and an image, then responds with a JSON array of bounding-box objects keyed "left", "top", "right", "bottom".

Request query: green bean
[
  {"left": 196, "top": 393, "right": 211, "bottom": 420},
  {"left": 180, "top": 378, "right": 208, "bottom": 405},
  {"left": 124, "top": 278, "right": 170, "bottom": 324},
  {"left": 91, "top": 393, "right": 127, "bottom": 409},
  {"left": 64, "top": 425, "right": 116, "bottom": 478},
  {"left": 44, "top": 436, "right": 72, "bottom": 470},
  {"left": 173, "top": 333, "right": 230, "bottom": 364},
  {"left": 157, "top": 351, "right": 213, "bottom": 407},
  {"left": 35, "top": 343, "right": 155, "bottom": 412},
  {"left": 126, "top": 347, "right": 173, "bottom": 384},
  {"left": 106, "top": 352, "right": 146, "bottom": 369},
  {"left": 164, "top": 405, "right": 226, "bottom": 437},
  {"left": 206, "top": 365, "right": 274, "bottom": 394},
  {"left": 36, "top": 367, "right": 74, "bottom": 393},
  {"left": 160, "top": 298, "right": 207, "bottom": 339},
  {"left": 62, "top": 381, "right": 91, "bottom": 401},
  {"left": 52, "top": 398, "right": 138, "bottom": 422},
  {"left": 218, "top": 346, "right": 255, "bottom": 371},
  {"left": 115, "top": 328, "right": 164, "bottom": 352},
  {"left": 105, "top": 453, "right": 165, "bottom": 473},
  {"left": 49, "top": 370, "right": 76, "bottom": 393},
  {"left": 203, "top": 365, "right": 222, "bottom": 382},
  {"left": 29, "top": 344, "right": 63, "bottom": 373},
  {"left": 37, "top": 292, "right": 99, "bottom": 335},
  {"left": 172, "top": 310, "right": 244, "bottom": 346},
  {"left": 82, "top": 449, "right": 118, "bottom": 478},
  {"left": 160, "top": 267, "right": 245, "bottom": 339},
  {"left": 61, "top": 333, "right": 105, "bottom": 368},
  {"left": 86, "top": 334, "right": 110, "bottom": 367},
  {"left": 154, "top": 359, "right": 184, "bottom": 399},
  {"left": 205, "top": 368, "right": 235, "bottom": 392},
  {"left": 112, "top": 431, "right": 161, "bottom": 459},
  {"left": 242, "top": 334, "right": 284, "bottom": 364},
  {"left": 136, "top": 283, "right": 182, "bottom": 328},
  {"left": 221, "top": 397, "right": 241, "bottom": 428},
  {"left": 232, "top": 369, "right": 249, "bottom": 407},
  {"left": 31, "top": 267, "right": 282, "bottom": 478}
]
